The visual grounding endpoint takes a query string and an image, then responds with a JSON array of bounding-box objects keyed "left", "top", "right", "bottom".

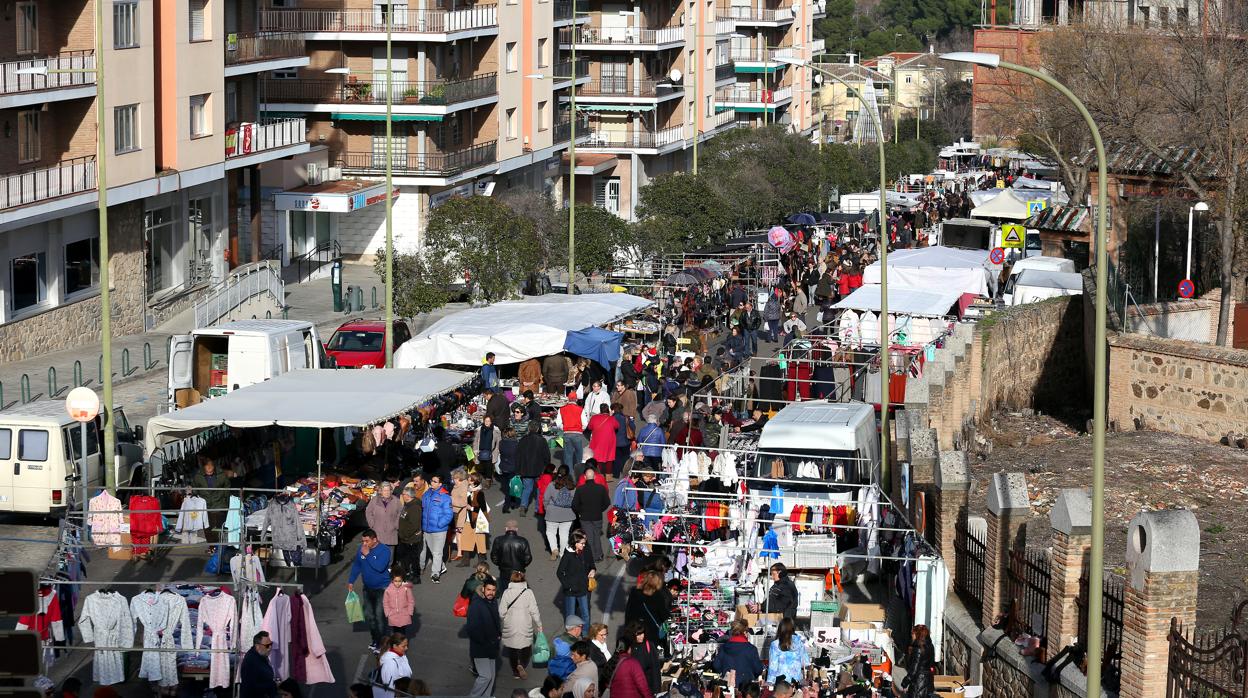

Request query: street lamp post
[
  {"left": 1185, "top": 201, "right": 1209, "bottom": 283},
  {"left": 776, "top": 54, "right": 890, "bottom": 492},
  {"left": 385, "top": 4, "right": 395, "bottom": 365},
  {"left": 942, "top": 50, "right": 1109, "bottom": 698}
]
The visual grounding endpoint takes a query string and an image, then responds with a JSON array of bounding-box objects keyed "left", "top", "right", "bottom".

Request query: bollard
[
  {"left": 122, "top": 348, "right": 136, "bottom": 377},
  {"left": 371, "top": 286, "right": 378, "bottom": 310},
  {"left": 266, "top": 310, "right": 272, "bottom": 319},
  {"left": 48, "top": 367, "right": 61, "bottom": 398},
  {"left": 144, "top": 342, "right": 157, "bottom": 371},
  {"left": 73, "top": 360, "right": 84, "bottom": 387},
  {"left": 354, "top": 286, "right": 364, "bottom": 310},
  {"left": 20, "top": 374, "right": 31, "bottom": 403},
  {"left": 283, "top": 307, "right": 289, "bottom": 319},
  {"left": 0, "top": 382, "right": 4, "bottom": 410}
]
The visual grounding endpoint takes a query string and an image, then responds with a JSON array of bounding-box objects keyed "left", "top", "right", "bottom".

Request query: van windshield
[{"left": 328, "top": 331, "right": 384, "bottom": 352}]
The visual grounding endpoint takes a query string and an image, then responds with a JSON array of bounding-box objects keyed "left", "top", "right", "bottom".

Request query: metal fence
[
  {"left": 226, "top": 118, "right": 307, "bottom": 159},
  {"left": 1006, "top": 548, "right": 1052, "bottom": 643},
  {"left": 224, "top": 32, "right": 303, "bottom": 65},
  {"left": 336, "top": 140, "right": 497, "bottom": 177},
  {"left": 1167, "top": 600, "right": 1248, "bottom": 698},
  {"left": 260, "top": 5, "right": 498, "bottom": 33},
  {"left": 953, "top": 517, "right": 986, "bottom": 622},
  {"left": 1077, "top": 570, "right": 1125, "bottom": 692},
  {"left": 262, "top": 74, "right": 497, "bottom": 106},
  {"left": 192, "top": 260, "right": 285, "bottom": 329},
  {"left": 582, "top": 125, "right": 684, "bottom": 149},
  {"left": 0, "top": 50, "right": 95, "bottom": 95},
  {"left": 0, "top": 156, "right": 96, "bottom": 210}
]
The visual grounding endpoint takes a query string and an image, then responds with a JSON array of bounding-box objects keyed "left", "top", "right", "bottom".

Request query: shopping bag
[
  {"left": 453, "top": 594, "right": 470, "bottom": 618},
  {"left": 203, "top": 545, "right": 225, "bottom": 575},
  {"left": 464, "top": 445, "right": 476, "bottom": 462},
  {"left": 345, "top": 591, "right": 365, "bottom": 624},
  {"left": 509, "top": 475, "right": 524, "bottom": 499},
  {"left": 532, "top": 632, "right": 551, "bottom": 666}
]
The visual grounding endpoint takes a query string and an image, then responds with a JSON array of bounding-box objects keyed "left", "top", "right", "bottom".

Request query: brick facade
[
  {"left": 1046, "top": 529, "right": 1090, "bottom": 658},
  {"left": 1119, "top": 570, "right": 1198, "bottom": 698},
  {"left": 983, "top": 506, "right": 1028, "bottom": 627}
]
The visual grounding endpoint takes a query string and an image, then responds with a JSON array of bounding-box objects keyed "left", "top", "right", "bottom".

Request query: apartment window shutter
[{"left": 190, "top": 0, "right": 207, "bottom": 41}]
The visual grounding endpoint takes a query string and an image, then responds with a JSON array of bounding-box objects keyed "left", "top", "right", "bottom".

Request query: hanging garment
[
  {"left": 261, "top": 590, "right": 293, "bottom": 679},
  {"left": 88, "top": 490, "right": 123, "bottom": 547},
  {"left": 914, "top": 556, "right": 950, "bottom": 662},
  {"left": 15, "top": 586, "right": 64, "bottom": 641},
  {"left": 299, "top": 592, "right": 335, "bottom": 684},
  {"left": 177, "top": 495, "right": 209, "bottom": 531},
  {"left": 224, "top": 495, "right": 244, "bottom": 546},
  {"left": 229, "top": 553, "right": 266, "bottom": 586},
  {"left": 237, "top": 588, "right": 264, "bottom": 656},
  {"left": 196, "top": 591, "right": 237, "bottom": 688},
  {"left": 129, "top": 495, "right": 163, "bottom": 555},
  {"left": 79, "top": 590, "right": 134, "bottom": 685},
  {"left": 289, "top": 593, "right": 308, "bottom": 683},
  {"left": 264, "top": 498, "right": 304, "bottom": 551},
  {"left": 131, "top": 590, "right": 192, "bottom": 687}
]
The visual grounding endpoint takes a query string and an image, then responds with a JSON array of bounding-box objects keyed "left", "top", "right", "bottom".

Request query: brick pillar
[
  {"left": 1046, "top": 488, "right": 1092, "bottom": 659},
  {"left": 982, "top": 472, "right": 1030, "bottom": 628},
  {"left": 934, "top": 450, "right": 970, "bottom": 587},
  {"left": 1119, "top": 510, "right": 1200, "bottom": 698}
]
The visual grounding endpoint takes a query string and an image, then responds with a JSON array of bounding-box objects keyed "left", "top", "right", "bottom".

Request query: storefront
[{"left": 272, "top": 180, "right": 401, "bottom": 264}]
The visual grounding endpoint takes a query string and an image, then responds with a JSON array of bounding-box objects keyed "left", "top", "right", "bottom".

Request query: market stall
[
  {"left": 861, "top": 246, "right": 996, "bottom": 299},
  {"left": 831, "top": 286, "right": 961, "bottom": 349}
]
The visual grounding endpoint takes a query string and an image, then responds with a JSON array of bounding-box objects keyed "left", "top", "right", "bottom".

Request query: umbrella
[
  {"left": 768, "top": 225, "right": 796, "bottom": 252},
  {"left": 664, "top": 270, "right": 702, "bottom": 286},
  {"left": 787, "top": 213, "right": 817, "bottom": 225}
]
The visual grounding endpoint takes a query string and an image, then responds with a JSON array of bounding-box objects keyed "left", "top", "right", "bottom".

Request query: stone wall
[
  {"left": 0, "top": 201, "right": 146, "bottom": 362},
  {"left": 976, "top": 295, "right": 1086, "bottom": 421},
  {"left": 980, "top": 640, "right": 1039, "bottom": 698},
  {"left": 1108, "top": 332, "right": 1248, "bottom": 439}
]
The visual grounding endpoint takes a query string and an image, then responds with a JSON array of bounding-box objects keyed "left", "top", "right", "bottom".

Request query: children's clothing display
[
  {"left": 15, "top": 586, "right": 65, "bottom": 641},
  {"left": 128, "top": 495, "right": 164, "bottom": 556},
  {"left": 176, "top": 495, "right": 209, "bottom": 543}
]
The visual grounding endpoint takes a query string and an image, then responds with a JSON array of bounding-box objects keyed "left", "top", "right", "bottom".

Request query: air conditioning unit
[
  {"left": 306, "top": 163, "right": 322, "bottom": 185},
  {"left": 325, "top": 167, "right": 343, "bottom": 181}
]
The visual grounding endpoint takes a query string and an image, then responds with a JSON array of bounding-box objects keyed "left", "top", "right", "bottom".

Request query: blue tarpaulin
[{"left": 562, "top": 327, "right": 624, "bottom": 369}]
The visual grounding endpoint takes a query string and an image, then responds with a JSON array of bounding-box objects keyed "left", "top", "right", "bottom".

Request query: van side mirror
[{"left": 132, "top": 425, "right": 144, "bottom": 442}]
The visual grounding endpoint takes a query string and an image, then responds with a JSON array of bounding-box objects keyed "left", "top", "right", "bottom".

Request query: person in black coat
[
  {"left": 515, "top": 422, "right": 550, "bottom": 515},
  {"left": 489, "top": 523, "right": 533, "bottom": 595},
  {"left": 466, "top": 580, "right": 503, "bottom": 697},
  {"left": 623, "top": 620, "right": 663, "bottom": 694},
  {"left": 623, "top": 571, "right": 671, "bottom": 645},
  {"left": 556, "top": 530, "right": 596, "bottom": 622},
  {"left": 485, "top": 388, "right": 511, "bottom": 432},
  {"left": 902, "top": 625, "right": 936, "bottom": 698},
  {"left": 572, "top": 468, "right": 611, "bottom": 562},
  {"left": 239, "top": 631, "right": 277, "bottom": 698},
  {"left": 711, "top": 620, "right": 764, "bottom": 688},
  {"left": 766, "top": 563, "right": 799, "bottom": 620}
]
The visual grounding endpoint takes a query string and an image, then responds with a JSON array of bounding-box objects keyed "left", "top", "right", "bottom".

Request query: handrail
[
  {"left": 192, "top": 260, "right": 286, "bottom": 328},
  {"left": 291, "top": 240, "right": 342, "bottom": 286},
  {"left": 224, "top": 32, "right": 304, "bottom": 65},
  {"left": 577, "top": 77, "right": 681, "bottom": 97},
  {"left": 581, "top": 125, "right": 685, "bottom": 149},
  {"left": 335, "top": 141, "right": 497, "bottom": 177},
  {"left": 0, "top": 50, "right": 95, "bottom": 95},
  {"left": 262, "top": 74, "right": 498, "bottom": 106},
  {"left": 225, "top": 117, "right": 306, "bottom": 159},
  {"left": 0, "top": 156, "right": 96, "bottom": 210},
  {"left": 260, "top": 5, "right": 498, "bottom": 33}
]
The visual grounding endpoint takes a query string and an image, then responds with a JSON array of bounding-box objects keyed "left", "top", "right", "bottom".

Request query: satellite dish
[{"left": 668, "top": 68, "right": 683, "bottom": 83}]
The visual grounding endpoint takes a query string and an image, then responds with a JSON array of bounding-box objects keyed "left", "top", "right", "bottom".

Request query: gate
[{"left": 1167, "top": 600, "right": 1248, "bottom": 698}]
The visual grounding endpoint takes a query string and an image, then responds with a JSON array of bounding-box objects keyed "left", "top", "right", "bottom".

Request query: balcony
[
  {"left": 554, "top": 0, "right": 589, "bottom": 23},
  {"left": 0, "top": 51, "right": 95, "bottom": 110},
  {"left": 576, "top": 77, "right": 683, "bottom": 100},
  {"left": 715, "top": 61, "right": 735, "bottom": 82},
  {"left": 582, "top": 125, "right": 685, "bottom": 150},
  {"left": 552, "top": 59, "right": 591, "bottom": 86},
  {"left": 710, "top": 108, "right": 738, "bottom": 129},
  {"left": 225, "top": 118, "right": 310, "bottom": 169},
  {"left": 0, "top": 156, "right": 95, "bottom": 211},
  {"left": 717, "top": 5, "right": 795, "bottom": 25},
  {"left": 558, "top": 23, "right": 684, "bottom": 50},
  {"left": 714, "top": 17, "right": 736, "bottom": 34},
  {"left": 263, "top": 74, "right": 498, "bottom": 113},
  {"left": 224, "top": 32, "right": 307, "bottom": 76},
  {"left": 259, "top": 6, "right": 499, "bottom": 39},
  {"left": 717, "top": 84, "right": 792, "bottom": 107},
  {"left": 553, "top": 116, "right": 591, "bottom": 144},
  {"left": 336, "top": 141, "right": 497, "bottom": 178}
]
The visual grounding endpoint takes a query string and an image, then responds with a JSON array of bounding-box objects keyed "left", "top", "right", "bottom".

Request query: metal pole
[
  {"left": 80, "top": 423, "right": 88, "bottom": 524},
  {"left": 995, "top": 58, "right": 1108, "bottom": 698},
  {"left": 693, "top": 12, "right": 700, "bottom": 175},
  {"left": 1186, "top": 204, "right": 1194, "bottom": 282},
  {"left": 384, "top": 3, "right": 394, "bottom": 366},
  {"left": 97, "top": 0, "right": 115, "bottom": 490},
  {"left": 1153, "top": 201, "right": 1160, "bottom": 301},
  {"left": 569, "top": 33, "right": 577, "bottom": 293}
]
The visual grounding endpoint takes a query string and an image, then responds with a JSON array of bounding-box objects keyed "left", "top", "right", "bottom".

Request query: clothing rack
[
  {"left": 36, "top": 579, "right": 303, "bottom": 589},
  {"left": 638, "top": 441, "right": 875, "bottom": 464},
  {"left": 619, "top": 508, "right": 915, "bottom": 535},
  {"left": 634, "top": 538, "right": 935, "bottom": 563}
]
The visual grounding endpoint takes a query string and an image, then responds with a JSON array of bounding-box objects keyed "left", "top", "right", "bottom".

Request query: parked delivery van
[
  {"left": 168, "top": 320, "right": 324, "bottom": 409},
  {"left": 757, "top": 401, "right": 880, "bottom": 485},
  {"left": 0, "top": 401, "right": 144, "bottom": 515}
]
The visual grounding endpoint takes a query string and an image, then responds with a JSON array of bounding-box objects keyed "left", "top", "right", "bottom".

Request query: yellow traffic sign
[{"left": 1001, "top": 224, "right": 1025, "bottom": 249}]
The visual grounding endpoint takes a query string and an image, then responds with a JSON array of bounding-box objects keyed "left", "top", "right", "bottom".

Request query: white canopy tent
[
  {"left": 833, "top": 285, "right": 963, "bottom": 316},
  {"left": 970, "top": 189, "right": 1031, "bottom": 220},
  {"left": 862, "top": 246, "right": 995, "bottom": 298},
  {"left": 145, "top": 368, "right": 473, "bottom": 451},
  {"left": 831, "top": 286, "right": 960, "bottom": 347},
  {"left": 393, "top": 294, "right": 653, "bottom": 368}
]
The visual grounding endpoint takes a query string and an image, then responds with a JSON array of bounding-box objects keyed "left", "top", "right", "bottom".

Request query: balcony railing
[
  {"left": 717, "top": 85, "right": 792, "bottom": 102},
  {"left": 711, "top": 108, "right": 737, "bottom": 128},
  {"left": 552, "top": 59, "right": 591, "bottom": 81},
  {"left": 0, "top": 156, "right": 95, "bottom": 210},
  {"left": 553, "top": 116, "right": 590, "bottom": 143},
  {"left": 714, "top": 17, "right": 736, "bottom": 34},
  {"left": 336, "top": 141, "right": 497, "bottom": 177},
  {"left": 715, "top": 61, "right": 735, "bottom": 81},
  {"left": 578, "top": 77, "right": 680, "bottom": 97},
  {"left": 226, "top": 118, "right": 307, "bottom": 159},
  {"left": 260, "top": 6, "right": 498, "bottom": 34},
  {"left": 559, "top": 24, "right": 684, "bottom": 46},
  {"left": 717, "top": 6, "right": 794, "bottom": 22},
  {"left": 263, "top": 74, "right": 498, "bottom": 106},
  {"left": 225, "top": 32, "right": 304, "bottom": 65},
  {"left": 582, "top": 125, "right": 684, "bottom": 149},
  {"left": 0, "top": 50, "right": 95, "bottom": 96}
]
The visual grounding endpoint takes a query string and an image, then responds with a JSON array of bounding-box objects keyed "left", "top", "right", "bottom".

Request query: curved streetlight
[
  {"left": 942, "top": 50, "right": 1109, "bottom": 698},
  {"left": 774, "top": 54, "right": 892, "bottom": 496}
]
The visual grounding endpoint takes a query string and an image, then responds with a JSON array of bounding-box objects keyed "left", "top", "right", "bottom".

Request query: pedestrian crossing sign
[
  {"left": 1027, "top": 200, "right": 1046, "bottom": 216},
  {"left": 1001, "top": 224, "right": 1025, "bottom": 248}
]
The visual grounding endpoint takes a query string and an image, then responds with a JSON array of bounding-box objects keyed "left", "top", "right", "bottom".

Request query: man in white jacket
[{"left": 581, "top": 381, "right": 611, "bottom": 429}]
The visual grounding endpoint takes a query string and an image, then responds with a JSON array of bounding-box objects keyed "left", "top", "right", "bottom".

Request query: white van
[
  {"left": 0, "top": 402, "right": 144, "bottom": 515},
  {"left": 757, "top": 401, "right": 880, "bottom": 485},
  {"left": 1006, "top": 270, "right": 1084, "bottom": 306},
  {"left": 1001, "top": 256, "right": 1078, "bottom": 304},
  {"left": 168, "top": 320, "right": 324, "bottom": 409}
]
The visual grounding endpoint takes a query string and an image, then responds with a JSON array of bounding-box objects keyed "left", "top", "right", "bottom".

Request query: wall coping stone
[
  {"left": 1124, "top": 509, "right": 1200, "bottom": 587},
  {"left": 1050, "top": 488, "right": 1092, "bottom": 536},
  {"left": 987, "top": 472, "right": 1029, "bottom": 515},
  {"left": 937, "top": 450, "right": 970, "bottom": 489},
  {"left": 1108, "top": 331, "right": 1248, "bottom": 368}
]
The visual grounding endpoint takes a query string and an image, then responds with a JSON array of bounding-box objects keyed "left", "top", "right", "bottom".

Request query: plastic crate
[{"left": 210, "top": 353, "right": 227, "bottom": 370}]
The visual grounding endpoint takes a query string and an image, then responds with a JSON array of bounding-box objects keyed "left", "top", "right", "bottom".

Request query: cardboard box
[
  {"left": 841, "top": 602, "right": 887, "bottom": 623},
  {"left": 735, "top": 605, "right": 782, "bottom": 626},
  {"left": 107, "top": 533, "right": 133, "bottom": 560}
]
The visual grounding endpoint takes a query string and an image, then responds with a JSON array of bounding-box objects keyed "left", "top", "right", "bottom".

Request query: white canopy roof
[
  {"left": 145, "top": 368, "right": 473, "bottom": 450},
  {"left": 832, "top": 285, "right": 963, "bottom": 316},
  {"left": 971, "top": 189, "right": 1031, "bottom": 220},
  {"left": 1015, "top": 269, "right": 1084, "bottom": 291},
  {"left": 862, "top": 246, "right": 995, "bottom": 298},
  {"left": 393, "top": 294, "right": 652, "bottom": 368}
]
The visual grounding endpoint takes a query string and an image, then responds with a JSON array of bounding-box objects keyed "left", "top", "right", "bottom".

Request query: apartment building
[{"left": 0, "top": 0, "right": 312, "bottom": 361}]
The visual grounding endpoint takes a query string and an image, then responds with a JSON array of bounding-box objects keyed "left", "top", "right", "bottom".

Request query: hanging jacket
[{"left": 264, "top": 498, "right": 303, "bottom": 551}]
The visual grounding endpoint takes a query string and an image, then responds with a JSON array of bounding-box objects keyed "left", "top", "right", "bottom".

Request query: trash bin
[{"left": 331, "top": 260, "right": 344, "bottom": 312}]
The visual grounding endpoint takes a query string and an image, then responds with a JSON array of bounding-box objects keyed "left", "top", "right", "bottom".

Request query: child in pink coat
[{"left": 383, "top": 573, "right": 415, "bottom": 634}]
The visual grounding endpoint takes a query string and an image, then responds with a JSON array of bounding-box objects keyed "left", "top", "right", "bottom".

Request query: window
[
  {"left": 189, "top": 0, "right": 208, "bottom": 41},
  {"left": 66, "top": 423, "right": 100, "bottom": 460},
  {"left": 18, "top": 430, "right": 48, "bottom": 462},
  {"left": 593, "top": 176, "right": 620, "bottom": 214},
  {"left": 187, "top": 198, "right": 214, "bottom": 283},
  {"left": 505, "top": 42, "right": 518, "bottom": 72},
  {"left": 904, "top": 75, "right": 912, "bottom": 84},
  {"left": 114, "top": 0, "right": 139, "bottom": 48},
  {"left": 17, "top": 110, "right": 39, "bottom": 164},
  {"left": 64, "top": 238, "right": 99, "bottom": 296},
  {"left": 225, "top": 81, "right": 238, "bottom": 124},
  {"left": 10, "top": 251, "right": 46, "bottom": 312},
  {"left": 506, "top": 107, "right": 518, "bottom": 139},
  {"left": 0, "top": 429, "right": 10, "bottom": 460},
  {"left": 271, "top": 68, "right": 297, "bottom": 80},
  {"left": 16, "top": 1, "right": 37, "bottom": 55},
  {"left": 538, "top": 38, "right": 550, "bottom": 68},
  {"left": 538, "top": 100, "right": 550, "bottom": 130},
  {"left": 115, "top": 104, "right": 139, "bottom": 154},
  {"left": 449, "top": 115, "right": 463, "bottom": 147},
  {"left": 190, "top": 94, "right": 210, "bottom": 138}
]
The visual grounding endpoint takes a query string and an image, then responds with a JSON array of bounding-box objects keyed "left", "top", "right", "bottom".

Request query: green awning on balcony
[
  {"left": 735, "top": 65, "right": 782, "bottom": 73},
  {"left": 575, "top": 104, "right": 655, "bottom": 112},
  {"left": 733, "top": 106, "right": 777, "bottom": 113},
  {"left": 330, "top": 113, "right": 444, "bottom": 122}
]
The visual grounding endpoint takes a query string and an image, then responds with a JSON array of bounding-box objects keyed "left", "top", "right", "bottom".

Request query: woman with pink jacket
[{"left": 383, "top": 573, "right": 415, "bottom": 635}]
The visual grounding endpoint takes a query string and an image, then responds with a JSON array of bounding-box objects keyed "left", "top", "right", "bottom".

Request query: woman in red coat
[
  {"left": 586, "top": 404, "right": 618, "bottom": 468},
  {"left": 609, "top": 623, "right": 655, "bottom": 698}
]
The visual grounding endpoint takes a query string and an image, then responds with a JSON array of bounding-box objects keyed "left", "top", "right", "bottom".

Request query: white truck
[
  {"left": 168, "top": 320, "right": 325, "bottom": 410},
  {"left": 1001, "top": 256, "right": 1081, "bottom": 305},
  {"left": 757, "top": 401, "right": 880, "bottom": 485}
]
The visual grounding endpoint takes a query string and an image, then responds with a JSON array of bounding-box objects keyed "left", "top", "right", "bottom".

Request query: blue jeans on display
[
  {"left": 563, "top": 432, "right": 586, "bottom": 469},
  {"left": 564, "top": 593, "right": 590, "bottom": 622},
  {"left": 520, "top": 476, "right": 538, "bottom": 510}
]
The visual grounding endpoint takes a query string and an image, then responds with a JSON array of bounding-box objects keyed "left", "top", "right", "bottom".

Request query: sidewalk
[{"left": 0, "top": 263, "right": 392, "bottom": 411}]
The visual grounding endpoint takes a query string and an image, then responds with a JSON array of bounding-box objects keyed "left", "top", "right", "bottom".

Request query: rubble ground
[{"left": 966, "top": 410, "right": 1248, "bottom": 628}]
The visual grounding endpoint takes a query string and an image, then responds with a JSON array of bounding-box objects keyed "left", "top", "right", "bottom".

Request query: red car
[{"left": 324, "top": 319, "right": 412, "bottom": 368}]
